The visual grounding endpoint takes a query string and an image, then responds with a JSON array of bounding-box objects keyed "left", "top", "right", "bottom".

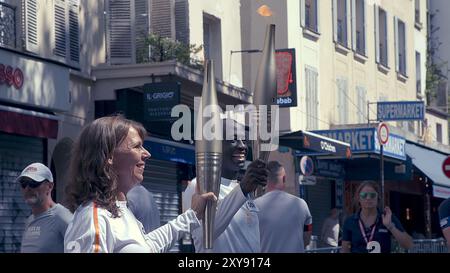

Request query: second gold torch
[{"left": 195, "top": 60, "right": 223, "bottom": 249}]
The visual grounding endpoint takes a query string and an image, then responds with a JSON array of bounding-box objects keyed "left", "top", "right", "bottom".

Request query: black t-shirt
[
  {"left": 438, "top": 198, "right": 450, "bottom": 230},
  {"left": 342, "top": 211, "right": 405, "bottom": 253}
]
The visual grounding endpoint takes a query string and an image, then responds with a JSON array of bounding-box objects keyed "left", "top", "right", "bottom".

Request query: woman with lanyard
[{"left": 341, "top": 181, "right": 413, "bottom": 253}]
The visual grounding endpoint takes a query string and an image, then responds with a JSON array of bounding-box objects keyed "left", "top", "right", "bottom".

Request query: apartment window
[
  {"left": 415, "top": 0, "right": 421, "bottom": 27},
  {"left": 375, "top": 6, "right": 388, "bottom": 67},
  {"left": 305, "top": 66, "right": 319, "bottom": 130},
  {"left": 203, "top": 13, "right": 222, "bottom": 80},
  {"left": 416, "top": 51, "right": 421, "bottom": 95},
  {"left": 337, "top": 77, "right": 349, "bottom": 124},
  {"left": 333, "top": 0, "right": 348, "bottom": 47},
  {"left": 356, "top": 86, "right": 367, "bottom": 124},
  {"left": 301, "top": 0, "right": 319, "bottom": 33},
  {"left": 53, "top": 0, "right": 80, "bottom": 63},
  {"left": 352, "top": 0, "right": 366, "bottom": 55},
  {"left": 395, "top": 17, "right": 407, "bottom": 76},
  {"left": 436, "top": 123, "right": 443, "bottom": 143}
]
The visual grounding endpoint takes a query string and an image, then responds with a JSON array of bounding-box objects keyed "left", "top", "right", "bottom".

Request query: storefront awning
[
  {"left": 279, "top": 130, "right": 352, "bottom": 158},
  {"left": 406, "top": 143, "right": 450, "bottom": 198},
  {"left": 0, "top": 106, "right": 59, "bottom": 139}
]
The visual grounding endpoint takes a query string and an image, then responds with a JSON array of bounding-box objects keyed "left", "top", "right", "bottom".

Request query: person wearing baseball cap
[{"left": 17, "top": 162, "right": 73, "bottom": 253}]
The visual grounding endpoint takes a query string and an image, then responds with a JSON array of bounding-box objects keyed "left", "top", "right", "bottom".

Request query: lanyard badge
[{"left": 359, "top": 219, "right": 381, "bottom": 253}]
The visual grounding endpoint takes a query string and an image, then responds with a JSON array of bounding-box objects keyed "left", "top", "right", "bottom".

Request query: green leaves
[{"left": 137, "top": 33, "right": 203, "bottom": 70}]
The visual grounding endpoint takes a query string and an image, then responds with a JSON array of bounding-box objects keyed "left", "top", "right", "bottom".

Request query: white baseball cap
[{"left": 16, "top": 163, "right": 54, "bottom": 183}]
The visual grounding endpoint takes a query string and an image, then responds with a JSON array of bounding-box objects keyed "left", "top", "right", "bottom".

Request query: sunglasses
[
  {"left": 20, "top": 179, "right": 43, "bottom": 189},
  {"left": 359, "top": 192, "right": 378, "bottom": 200}
]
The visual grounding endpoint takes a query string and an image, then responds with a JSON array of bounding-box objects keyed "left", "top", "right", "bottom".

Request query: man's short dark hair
[{"left": 267, "top": 161, "right": 284, "bottom": 183}]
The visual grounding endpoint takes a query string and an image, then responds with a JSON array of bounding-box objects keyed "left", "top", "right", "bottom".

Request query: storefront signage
[
  {"left": 314, "top": 128, "right": 406, "bottom": 161},
  {"left": 143, "top": 82, "right": 181, "bottom": 121},
  {"left": 0, "top": 63, "right": 24, "bottom": 89},
  {"left": 0, "top": 50, "right": 70, "bottom": 112},
  {"left": 314, "top": 159, "right": 345, "bottom": 178},
  {"left": 276, "top": 48, "right": 297, "bottom": 107},
  {"left": 377, "top": 101, "right": 425, "bottom": 121},
  {"left": 144, "top": 139, "right": 194, "bottom": 165}
]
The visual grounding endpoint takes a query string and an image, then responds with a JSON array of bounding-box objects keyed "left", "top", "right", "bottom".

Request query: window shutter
[
  {"left": 315, "top": 0, "right": 320, "bottom": 33},
  {"left": 385, "top": 10, "right": 389, "bottom": 67},
  {"left": 54, "top": 0, "right": 67, "bottom": 58},
  {"left": 394, "top": 16, "right": 399, "bottom": 72},
  {"left": 351, "top": 0, "right": 356, "bottom": 50},
  {"left": 151, "top": 0, "right": 174, "bottom": 38},
  {"left": 346, "top": 0, "right": 351, "bottom": 48},
  {"left": 175, "top": 0, "right": 189, "bottom": 44},
  {"left": 24, "top": 0, "right": 38, "bottom": 53},
  {"left": 106, "top": 0, "right": 135, "bottom": 64},
  {"left": 404, "top": 23, "right": 407, "bottom": 76},
  {"left": 135, "top": 0, "right": 150, "bottom": 61},
  {"left": 332, "top": 0, "right": 337, "bottom": 42},
  {"left": 300, "top": 0, "right": 305, "bottom": 28},
  {"left": 69, "top": 0, "right": 80, "bottom": 63},
  {"left": 363, "top": 0, "right": 366, "bottom": 55},
  {"left": 374, "top": 5, "right": 380, "bottom": 63}
]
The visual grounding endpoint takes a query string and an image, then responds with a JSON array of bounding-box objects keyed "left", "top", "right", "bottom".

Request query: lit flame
[{"left": 257, "top": 5, "right": 273, "bottom": 17}]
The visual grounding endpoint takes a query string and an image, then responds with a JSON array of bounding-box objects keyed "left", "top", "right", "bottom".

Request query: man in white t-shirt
[
  {"left": 183, "top": 119, "right": 268, "bottom": 252},
  {"left": 255, "top": 161, "right": 312, "bottom": 253}
]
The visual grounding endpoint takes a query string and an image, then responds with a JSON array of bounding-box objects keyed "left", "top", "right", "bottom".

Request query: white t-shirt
[
  {"left": 64, "top": 201, "right": 199, "bottom": 253},
  {"left": 183, "top": 177, "right": 260, "bottom": 253},
  {"left": 254, "top": 190, "right": 312, "bottom": 253}
]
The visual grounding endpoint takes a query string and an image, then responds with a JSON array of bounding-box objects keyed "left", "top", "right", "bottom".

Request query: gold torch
[
  {"left": 195, "top": 60, "right": 223, "bottom": 249},
  {"left": 250, "top": 24, "right": 278, "bottom": 197}
]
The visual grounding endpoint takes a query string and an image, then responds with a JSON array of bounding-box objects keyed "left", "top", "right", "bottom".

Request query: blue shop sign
[
  {"left": 144, "top": 140, "right": 195, "bottom": 165},
  {"left": 313, "top": 128, "right": 406, "bottom": 161},
  {"left": 377, "top": 101, "right": 425, "bottom": 121}
]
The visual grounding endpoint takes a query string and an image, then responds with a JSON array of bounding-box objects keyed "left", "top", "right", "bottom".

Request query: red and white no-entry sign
[
  {"left": 443, "top": 156, "right": 450, "bottom": 179},
  {"left": 377, "top": 122, "right": 389, "bottom": 145}
]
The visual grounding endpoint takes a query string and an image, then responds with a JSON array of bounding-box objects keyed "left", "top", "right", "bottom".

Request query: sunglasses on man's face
[
  {"left": 359, "top": 192, "right": 378, "bottom": 200},
  {"left": 20, "top": 179, "right": 43, "bottom": 189}
]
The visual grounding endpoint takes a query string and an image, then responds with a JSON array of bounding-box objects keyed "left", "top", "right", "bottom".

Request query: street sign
[
  {"left": 298, "top": 175, "right": 317, "bottom": 185},
  {"left": 443, "top": 156, "right": 450, "bottom": 179},
  {"left": 377, "top": 101, "right": 425, "bottom": 121},
  {"left": 377, "top": 122, "right": 389, "bottom": 145},
  {"left": 300, "top": 156, "right": 314, "bottom": 176}
]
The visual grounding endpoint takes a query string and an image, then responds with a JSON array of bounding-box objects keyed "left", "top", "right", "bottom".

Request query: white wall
[{"left": 188, "top": 0, "right": 243, "bottom": 87}]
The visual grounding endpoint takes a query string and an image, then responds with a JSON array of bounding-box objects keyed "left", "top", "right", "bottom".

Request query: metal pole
[{"left": 380, "top": 144, "right": 385, "bottom": 209}]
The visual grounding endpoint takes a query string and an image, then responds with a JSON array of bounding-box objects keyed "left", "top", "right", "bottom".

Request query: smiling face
[
  {"left": 221, "top": 120, "right": 248, "bottom": 179},
  {"left": 113, "top": 127, "right": 151, "bottom": 194}
]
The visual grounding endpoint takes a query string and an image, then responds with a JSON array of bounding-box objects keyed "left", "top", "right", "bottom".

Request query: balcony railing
[{"left": 0, "top": 2, "right": 16, "bottom": 48}]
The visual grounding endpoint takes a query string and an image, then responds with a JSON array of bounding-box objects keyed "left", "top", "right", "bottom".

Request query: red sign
[
  {"left": 0, "top": 63, "right": 24, "bottom": 89},
  {"left": 377, "top": 122, "right": 390, "bottom": 145},
  {"left": 443, "top": 156, "right": 450, "bottom": 179}
]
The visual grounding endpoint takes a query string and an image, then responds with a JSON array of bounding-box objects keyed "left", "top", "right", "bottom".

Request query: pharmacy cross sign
[{"left": 443, "top": 156, "right": 450, "bottom": 179}]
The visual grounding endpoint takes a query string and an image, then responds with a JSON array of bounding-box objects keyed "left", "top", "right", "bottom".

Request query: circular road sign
[
  {"left": 443, "top": 156, "right": 450, "bottom": 179},
  {"left": 378, "top": 122, "right": 390, "bottom": 145},
  {"left": 300, "top": 156, "right": 314, "bottom": 176}
]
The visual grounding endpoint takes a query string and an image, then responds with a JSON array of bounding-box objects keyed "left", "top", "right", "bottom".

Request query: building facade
[{"left": 241, "top": 0, "right": 450, "bottom": 240}]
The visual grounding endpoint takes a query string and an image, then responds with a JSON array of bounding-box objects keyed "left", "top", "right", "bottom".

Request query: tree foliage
[{"left": 137, "top": 33, "right": 203, "bottom": 70}]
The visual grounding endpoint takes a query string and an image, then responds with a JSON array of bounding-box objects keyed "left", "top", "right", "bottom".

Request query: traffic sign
[
  {"left": 300, "top": 156, "right": 314, "bottom": 176},
  {"left": 377, "top": 122, "right": 389, "bottom": 145},
  {"left": 443, "top": 156, "right": 450, "bottom": 179}
]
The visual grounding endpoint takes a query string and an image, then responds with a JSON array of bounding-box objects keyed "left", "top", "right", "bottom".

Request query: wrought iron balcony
[{"left": 0, "top": 2, "right": 16, "bottom": 48}]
